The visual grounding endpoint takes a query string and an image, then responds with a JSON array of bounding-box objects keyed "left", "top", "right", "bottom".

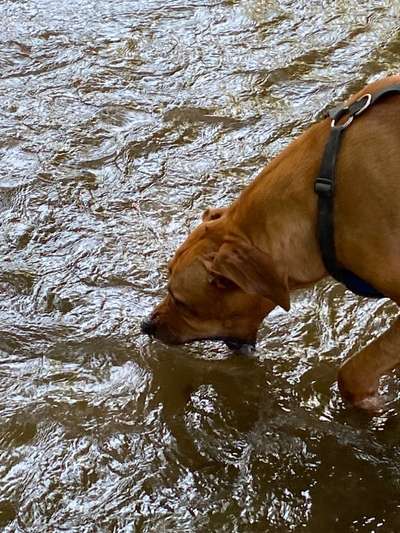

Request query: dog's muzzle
[{"left": 141, "top": 317, "right": 256, "bottom": 355}]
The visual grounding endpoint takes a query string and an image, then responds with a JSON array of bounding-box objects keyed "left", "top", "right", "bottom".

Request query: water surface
[{"left": 1, "top": 1, "right": 400, "bottom": 531}]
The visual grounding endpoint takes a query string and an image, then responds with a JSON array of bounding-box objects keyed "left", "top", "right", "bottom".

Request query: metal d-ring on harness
[{"left": 314, "top": 83, "right": 400, "bottom": 298}]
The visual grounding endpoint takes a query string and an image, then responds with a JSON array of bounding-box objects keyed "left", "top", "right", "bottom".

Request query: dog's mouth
[
  {"left": 186, "top": 335, "right": 256, "bottom": 354},
  {"left": 144, "top": 330, "right": 256, "bottom": 354},
  {"left": 176, "top": 335, "right": 256, "bottom": 354},
  {"left": 140, "top": 319, "right": 256, "bottom": 354},
  {"left": 223, "top": 338, "right": 256, "bottom": 355}
]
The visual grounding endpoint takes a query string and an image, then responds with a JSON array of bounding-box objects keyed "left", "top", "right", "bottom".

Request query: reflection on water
[{"left": 1, "top": 0, "right": 400, "bottom": 531}]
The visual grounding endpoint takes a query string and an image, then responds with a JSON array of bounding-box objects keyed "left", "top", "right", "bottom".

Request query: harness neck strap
[{"left": 315, "top": 83, "right": 400, "bottom": 298}]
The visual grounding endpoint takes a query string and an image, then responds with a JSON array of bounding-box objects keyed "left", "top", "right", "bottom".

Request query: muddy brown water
[{"left": 1, "top": 1, "right": 400, "bottom": 531}]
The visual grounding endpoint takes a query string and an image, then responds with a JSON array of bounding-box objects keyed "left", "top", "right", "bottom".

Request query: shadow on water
[{"left": 1, "top": 0, "right": 400, "bottom": 531}]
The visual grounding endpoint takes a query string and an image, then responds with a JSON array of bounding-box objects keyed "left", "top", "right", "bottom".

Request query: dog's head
[{"left": 141, "top": 208, "right": 290, "bottom": 353}]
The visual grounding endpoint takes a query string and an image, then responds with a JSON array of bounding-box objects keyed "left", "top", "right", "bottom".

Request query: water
[{"left": 1, "top": 1, "right": 400, "bottom": 531}]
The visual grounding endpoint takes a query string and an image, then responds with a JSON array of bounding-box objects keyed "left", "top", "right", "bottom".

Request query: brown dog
[{"left": 142, "top": 75, "right": 400, "bottom": 410}]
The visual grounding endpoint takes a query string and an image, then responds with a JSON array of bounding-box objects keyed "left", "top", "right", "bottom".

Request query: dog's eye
[
  {"left": 168, "top": 287, "right": 190, "bottom": 311},
  {"left": 209, "top": 274, "right": 237, "bottom": 290},
  {"left": 175, "top": 298, "right": 189, "bottom": 310}
]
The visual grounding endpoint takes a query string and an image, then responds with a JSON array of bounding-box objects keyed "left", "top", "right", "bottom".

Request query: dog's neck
[{"left": 229, "top": 119, "right": 330, "bottom": 290}]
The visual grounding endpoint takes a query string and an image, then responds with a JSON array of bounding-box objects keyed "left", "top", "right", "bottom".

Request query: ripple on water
[{"left": 1, "top": 0, "right": 400, "bottom": 531}]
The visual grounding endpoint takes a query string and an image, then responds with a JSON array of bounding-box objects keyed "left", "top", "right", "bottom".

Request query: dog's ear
[
  {"left": 202, "top": 207, "right": 226, "bottom": 222},
  {"left": 210, "top": 241, "right": 290, "bottom": 311}
]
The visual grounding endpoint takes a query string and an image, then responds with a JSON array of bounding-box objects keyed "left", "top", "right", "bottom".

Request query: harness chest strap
[{"left": 314, "top": 83, "right": 400, "bottom": 298}]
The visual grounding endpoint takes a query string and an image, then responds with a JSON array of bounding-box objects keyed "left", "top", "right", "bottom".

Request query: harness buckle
[
  {"left": 314, "top": 177, "right": 333, "bottom": 196},
  {"left": 354, "top": 93, "right": 372, "bottom": 116},
  {"left": 331, "top": 114, "right": 353, "bottom": 129},
  {"left": 330, "top": 92, "right": 372, "bottom": 129}
]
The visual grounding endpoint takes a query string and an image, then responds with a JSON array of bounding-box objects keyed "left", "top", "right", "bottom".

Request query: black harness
[{"left": 314, "top": 83, "right": 400, "bottom": 299}]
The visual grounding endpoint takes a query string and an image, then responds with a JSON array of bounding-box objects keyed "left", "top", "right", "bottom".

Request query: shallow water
[{"left": 1, "top": 1, "right": 400, "bottom": 531}]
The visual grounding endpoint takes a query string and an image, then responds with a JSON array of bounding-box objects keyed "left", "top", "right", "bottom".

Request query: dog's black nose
[{"left": 141, "top": 318, "right": 156, "bottom": 336}]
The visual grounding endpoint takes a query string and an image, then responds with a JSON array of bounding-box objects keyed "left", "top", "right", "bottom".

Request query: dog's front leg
[{"left": 338, "top": 316, "right": 400, "bottom": 411}]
